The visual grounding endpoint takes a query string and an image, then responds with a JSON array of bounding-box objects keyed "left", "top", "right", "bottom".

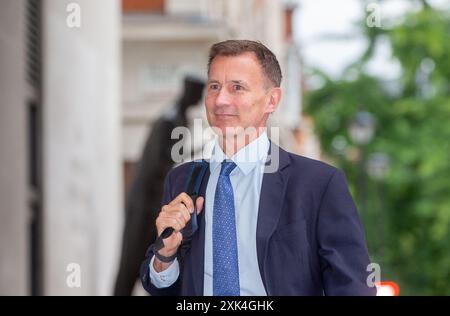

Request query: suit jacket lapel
[{"left": 256, "top": 143, "right": 291, "bottom": 293}]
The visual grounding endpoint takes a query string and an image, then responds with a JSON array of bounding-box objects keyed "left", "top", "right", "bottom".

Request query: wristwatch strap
[{"left": 153, "top": 248, "right": 177, "bottom": 263}]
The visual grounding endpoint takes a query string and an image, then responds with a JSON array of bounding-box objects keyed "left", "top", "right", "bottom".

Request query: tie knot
[{"left": 220, "top": 161, "right": 237, "bottom": 176}]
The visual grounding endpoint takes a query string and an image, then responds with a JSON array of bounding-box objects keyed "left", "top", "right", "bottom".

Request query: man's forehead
[
  {"left": 210, "top": 52, "right": 260, "bottom": 67},
  {"left": 208, "top": 53, "right": 262, "bottom": 79}
]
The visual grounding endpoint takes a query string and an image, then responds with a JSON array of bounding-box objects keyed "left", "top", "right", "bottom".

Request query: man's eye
[
  {"left": 209, "top": 84, "right": 219, "bottom": 90},
  {"left": 233, "top": 85, "right": 243, "bottom": 91}
]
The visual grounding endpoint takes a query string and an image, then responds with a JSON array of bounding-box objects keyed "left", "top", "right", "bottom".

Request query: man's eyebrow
[
  {"left": 230, "top": 80, "right": 248, "bottom": 86},
  {"left": 207, "top": 79, "right": 249, "bottom": 86}
]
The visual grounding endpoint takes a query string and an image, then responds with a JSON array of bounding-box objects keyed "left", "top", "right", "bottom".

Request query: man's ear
[{"left": 265, "top": 87, "right": 282, "bottom": 114}]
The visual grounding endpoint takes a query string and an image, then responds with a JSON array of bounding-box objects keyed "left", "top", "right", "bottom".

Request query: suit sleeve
[
  {"left": 317, "top": 169, "right": 377, "bottom": 296},
  {"left": 140, "top": 168, "right": 182, "bottom": 296}
]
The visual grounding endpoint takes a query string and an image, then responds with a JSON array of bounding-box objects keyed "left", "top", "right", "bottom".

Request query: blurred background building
[{"left": 1, "top": 0, "right": 307, "bottom": 295}]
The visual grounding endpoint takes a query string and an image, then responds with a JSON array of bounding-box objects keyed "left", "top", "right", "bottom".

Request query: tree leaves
[{"left": 305, "top": 6, "right": 450, "bottom": 295}]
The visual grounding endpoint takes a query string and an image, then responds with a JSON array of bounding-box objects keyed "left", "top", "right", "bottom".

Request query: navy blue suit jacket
[{"left": 140, "top": 144, "right": 376, "bottom": 296}]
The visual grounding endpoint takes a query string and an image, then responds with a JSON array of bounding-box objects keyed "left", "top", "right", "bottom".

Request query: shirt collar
[{"left": 210, "top": 131, "right": 270, "bottom": 176}]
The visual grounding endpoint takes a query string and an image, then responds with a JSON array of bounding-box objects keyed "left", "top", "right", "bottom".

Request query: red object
[
  {"left": 376, "top": 281, "right": 400, "bottom": 296},
  {"left": 122, "top": 0, "right": 165, "bottom": 13}
]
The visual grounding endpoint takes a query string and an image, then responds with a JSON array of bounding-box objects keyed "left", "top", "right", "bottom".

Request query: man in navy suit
[{"left": 140, "top": 40, "right": 376, "bottom": 296}]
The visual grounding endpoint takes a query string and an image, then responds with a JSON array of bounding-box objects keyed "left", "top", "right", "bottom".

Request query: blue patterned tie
[{"left": 213, "top": 161, "right": 240, "bottom": 296}]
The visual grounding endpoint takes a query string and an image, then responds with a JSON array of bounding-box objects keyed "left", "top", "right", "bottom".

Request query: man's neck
[{"left": 218, "top": 127, "right": 266, "bottom": 158}]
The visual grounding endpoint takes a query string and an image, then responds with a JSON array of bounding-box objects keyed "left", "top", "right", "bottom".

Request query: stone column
[
  {"left": 42, "top": 0, "right": 122, "bottom": 295},
  {"left": 0, "top": 0, "right": 28, "bottom": 296}
]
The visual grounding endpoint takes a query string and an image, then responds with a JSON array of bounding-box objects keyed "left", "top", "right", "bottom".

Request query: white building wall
[{"left": 42, "top": 0, "right": 122, "bottom": 295}]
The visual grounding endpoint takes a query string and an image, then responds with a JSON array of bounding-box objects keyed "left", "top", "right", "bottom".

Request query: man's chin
[
  {"left": 211, "top": 124, "right": 262, "bottom": 140},
  {"left": 211, "top": 125, "right": 240, "bottom": 137}
]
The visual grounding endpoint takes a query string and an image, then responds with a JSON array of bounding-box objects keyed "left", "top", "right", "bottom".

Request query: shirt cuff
[{"left": 149, "top": 256, "right": 180, "bottom": 288}]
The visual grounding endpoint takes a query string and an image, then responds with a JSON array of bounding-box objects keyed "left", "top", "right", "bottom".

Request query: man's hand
[{"left": 153, "top": 193, "right": 204, "bottom": 272}]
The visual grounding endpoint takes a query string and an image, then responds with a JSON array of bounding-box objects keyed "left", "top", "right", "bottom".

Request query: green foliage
[{"left": 305, "top": 5, "right": 450, "bottom": 295}]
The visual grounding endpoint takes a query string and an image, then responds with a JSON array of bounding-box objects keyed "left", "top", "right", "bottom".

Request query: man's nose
[{"left": 215, "top": 88, "right": 232, "bottom": 106}]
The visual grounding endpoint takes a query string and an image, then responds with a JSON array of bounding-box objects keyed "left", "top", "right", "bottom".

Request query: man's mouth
[{"left": 215, "top": 113, "right": 238, "bottom": 116}]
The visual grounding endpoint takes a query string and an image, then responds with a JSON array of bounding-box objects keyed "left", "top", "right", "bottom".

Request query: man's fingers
[
  {"left": 178, "top": 203, "right": 191, "bottom": 223},
  {"left": 160, "top": 231, "right": 183, "bottom": 255},
  {"left": 168, "top": 192, "right": 194, "bottom": 213},
  {"left": 196, "top": 196, "right": 205, "bottom": 215},
  {"left": 175, "top": 232, "right": 183, "bottom": 243},
  {"left": 163, "top": 203, "right": 190, "bottom": 224},
  {"left": 158, "top": 215, "right": 184, "bottom": 233},
  {"left": 158, "top": 194, "right": 205, "bottom": 238}
]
